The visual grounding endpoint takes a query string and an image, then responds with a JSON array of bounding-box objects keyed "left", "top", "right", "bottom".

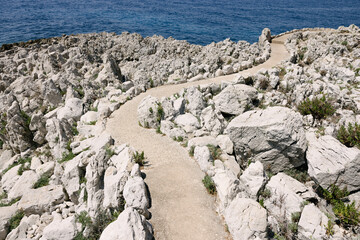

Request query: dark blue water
[{"left": 0, "top": 0, "right": 359, "bottom": 46}]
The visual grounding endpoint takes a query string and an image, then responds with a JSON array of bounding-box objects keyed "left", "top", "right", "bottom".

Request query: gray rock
[
  {"left": 216, "top": 135, "right": 233, "bottom": 155},
  {"left": 174, "top": 113, "right": 200, "bottom": 133},
  {"left": 41, "top": 215, "right": 77, "bottom": 240},
  {"left": 200, "top": 106, "right": 225, "bottom": 136},
  {"left": 193, "top": 146, "right": 212, "bottom": 173},
  {"left": 225, "top": 197, "right": 267, "bottom": 240},
  {"left": 0, "top": 206, "right": 17, "bottom": 239},
  {"left": 184, "top": 86, "right": 206, "bottom": 116},
  {"left": 57, "top": 98, "right": 84, "bottom": 121},
  {"left": 103, "top": 166, "right": 128, "bottom": 209},
  {"left": 214, "top": 84, "right": 258, "bottom": 116},
  {"left": 306, "top": 132, "right": 360, "bottom": 192},
  {"left": 297, "top": 204, "right": 328, "bottom": 240},
  {"left": 99, "top": 207, "right": 153, "bottom": 240},
  {"left": 239, "top": 161, "right": 266, "bottom": 199},
  {"left": 8, "top": 170, "right": 39, "bottom": 200},
  {"left": 226, "top": 107, "right": 307, "bottom": 172},
  {"left": 137, "top": 95, "right": 160, "bottom": 128}
]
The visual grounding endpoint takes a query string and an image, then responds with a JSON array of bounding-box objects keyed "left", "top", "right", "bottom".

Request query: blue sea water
[{"left": 0, "top": 0, "right": 360, "bottom": 46}]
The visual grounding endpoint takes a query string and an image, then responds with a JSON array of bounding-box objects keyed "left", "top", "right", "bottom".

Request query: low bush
[
  {"left": 189, "top": 146, "right": 195, "bottom": 157},
  {"left": 337, "top": 122, "right": 360, "bottom": 148},
  {"left": 33, "top": 173, "right": 51, "bottom": 189},
  {"left": 297, "top": 96, "right": 335, "bottom": 120},
  {"left": 202, "top": 175, "right": 216, "bottom": 195},
  {"left": 207, "top": 144, "right": 221, "bottom": 160},
  {"left": 133, "top": 151, "right": 145, "bottom": 166},
  {"left": 8, "top": 210, "right": 24, "bottom": 232}
]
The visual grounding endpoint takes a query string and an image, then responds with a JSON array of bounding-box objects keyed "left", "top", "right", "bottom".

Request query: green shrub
[
  {"left": 33, "top": 173, "right": 51, "bottom": 189},
  {"left": 337, "top": 122, "right": 360, "bottom": 148},
  {"left": 325, "top": 220, "right": 334, "bottom": 236},
  {"left": 297, "top": 96, "right": 335, "bottom": 120},
  {"left": 207, "top": 144, "right": 221, "bottom": 160},
  {"left": 0, "top": 197, "right": 21, "bottom": 207},
  {"left": 202, "top": 175, "right": 216, "bottom": 195},
  {"left": 283, "top": 169, "right": 311, "bottom": 183},
  {"left": 133, "top": 151, "right": 145, "bottom": 166},
  {"left": 189, "top": 146, "right": 195, "bottom": 157},
  {"left": 156, "top": 103, "right": 164, "bottom": 123},
  {"left": 8, "top": 210, "right": 24, "bottom": 232},
  {"left": 333, "top": 201, "right": 360, "bottom": 226},
  {"left": 173, "top": 136, "right": 183, "bottom": 142},
  {"left": 105, "top": 146, "right": 115, "bottom": 158},
  {"left": 58, "top": 151, "right": 75, "bottom": 163},
  {"left": 322, "top": 185, "right": 349, "bottom": 204},
  {"left": 156, "top": 126, "right": 162, "bottom": 134}
]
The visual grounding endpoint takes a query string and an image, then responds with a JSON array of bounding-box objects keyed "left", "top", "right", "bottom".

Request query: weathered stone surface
[
  {"left": 57, "top": 98, "right": 84, "bottom": 121},
  {"left": 187, "top": 136, "right": 217, "bottom": 149},
  {"left": 174, "top": 113, "right": 200, "bottom": 133},
  {"left": 216, "top": 135, "right": 233, "bottom": 154},
  {"left": 213, "top": 84, "right": 258, "bottom": 115},
  {"left": 123, "top": 165, "right": 150, "bottom": 218},
  {"left": 41, "top": 215, "right": 77, "bottom": 240},
  {"left": 226, "top": 106, "right": 307, "bottom": 172},
  {"left": 99, "top": 207, "right": 153, "bottom": 240},
  {"left": 18, "top": 185, "right": 65, "bottom": 214},
  {"left": 0, "top": 206, "right": 17, "bottom": 240},
  {"left": 297, "top": 204, "right": 328, "bottom": 240},
  {"left": 137, "top": 96, "right": 160, "bottom": 128},
  {"left": 239, "top": 161, "right": 266, "bottom": 199},
  {"left": 8, "top": 170, "right": 39, "bottom": 200},
  {"left": 306, "top": 132, "right": 360, "bottom": 192},
  {"left": 103, "top": 166, "right": 128, "bottom": 209},
  {"left": 224, "top": 197, "right": 267, "bottom": 240},
  {"left": 184, "top": 86, "right": 206, "bottom": 116},
  {"left": 194, "top": 146, "right": 212, "bottom": 173},
  {"left": 200, "top": 106, "right": 225, "bottom": 136},
  {"left": 61, "top": 158, "right": 80, "bottom": 204}
]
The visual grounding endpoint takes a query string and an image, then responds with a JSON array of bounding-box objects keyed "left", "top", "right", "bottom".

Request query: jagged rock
[
  {"left": 174, "top": 113, "right": 200, "bottom": 133},
  {"left": 6, "top": 214, "right": 40, "bottom": 240},
  {"left": 259, "top": 28, "right": 272, "bottom": 45},
  {"left": 61, "top": 158, "right": 80, "bottom": 204},
  {"left": 18, "top": 185, "right": 65, "bottom": 214},
  {"left": 297, "top": 204, "right": 328, "bottom": 240},
  {"left": 41, "top": 215, "right": 77, "bottom": 240},
  {"left": 99, "top": 207, "right": 153, "bottom": 240},
  {"left": 1, "top": 164, "right": 21, "bottom": 192},
  {"left": 42, "top": 79, "right": 62, "bottom": 107},
  {"left": 57, "top": 98, "right": 84, "bottom": 121},
  {"left": 200, "top": 106, "right": 225, "bottom": 136},
  {"left": 239, "top": 161, "right": 266, "bottom": 199},
  {"left": 80, "top": 111, "right": 98, "bottom": 123},
  {"left": 45, "top": 118, "right": 72, "bottom": 159},
  {"left": 103, "top": 166, "right": 128, "bottom": 209},
  {"left": 137, "top": 96, "right": 160, "bottom": 128},
  {"left": 0, "top": 206, "right": 17, "bottom": 240},
  {"left": 224, "top": 197, "right": 267, "bottom": 240},
  {"left": 213, "top": 84, "right": 258, "bottom": 116},
  {"left": 8, "top": 170, "right": 39, "bottom": 200},
  {"left": 123, "top": 165, "right": 150, "bottom": 218},
  {"left": 306, "top": 132, "right": 360, "bottom": 192},
  {"left": 212, "top": 161, "right": 240, "bottom": 210},
  {"left": 194, "top": 146, "right": 212, "bottom": 173},
  {"left": 173, "top": 97, "right": 186, "bottom": 115},
  {"left": 159, "top": 120, "right": 186, "bottom": 139},
  {"left": 0, "top": 150, "right": 14, "bottom": 170},
  {"left": 184, "top": 86, "right": 206, "bottom": 116},
  {"left": 226, "top": 106, "right": 307, "bottom": 172},
  {"left": 216, "top": 135, "right": 233, "bottom": 154},
  {"left": 264, "top": 173, "right": 317, "bottom": 221}
]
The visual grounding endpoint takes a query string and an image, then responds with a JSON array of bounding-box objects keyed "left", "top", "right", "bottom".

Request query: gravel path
[{"left": 106, "top": 34, "right": 290, "bottom": 240}]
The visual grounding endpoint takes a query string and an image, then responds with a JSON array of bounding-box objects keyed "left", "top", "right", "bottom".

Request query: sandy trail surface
[{"left": 106, "top": 34, "right": 290, "bottom": 240}]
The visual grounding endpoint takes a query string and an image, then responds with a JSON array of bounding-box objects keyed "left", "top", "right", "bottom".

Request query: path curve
[{"left": 106, "top": 34, "right": 290, "bottom": 240}]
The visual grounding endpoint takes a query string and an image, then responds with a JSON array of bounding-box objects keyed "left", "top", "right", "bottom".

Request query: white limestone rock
[
  {"left": 200, "top": 106, "right": 225, "bottom": 136},
  {"left": 137, "top": 95, "right": 160, "bottom": 128},
  {"left": 216, "top": 135, "right": 234, "bottom": 154},
  {"left": 187, "top": 136, "right": 218, "bottom": 149},
  {"left": 123, "top": 165, "right": 150, "bottom": 218},
  {"left": 225, "top": 197, "right": 267, "bottom": 240},
  {"left": 297, "top": 204, "right": 328, "bottom": 240},
  {"left": 213, "top": 84, "right": 258, "bottom": 115},
  {"left": 226, "top": 106, "right": 307, "bottom": 173},
  {"left": 57, "top": 98, "right": 84, "bottom": 121},
  {"left": 239, "top": 161, "right": 266, "bottom": 199},
  {"left": 103, "top": 166, "right": 128, "bottom": 209},
  {"left": 184, "top": 86, "right": 206, "bottom": 116},
  {"left": 306, "top": 132, "right": 360, "bottom": 192},
  {"left": 0, "top": 206, "right": 17, "bottom": 239},
  {"left": 41, "top": 215, "right": 77, "bottom": 240},
  {"left": 174, "top": 113, "right": 200, "bottom": 133},
  {"left": 99, "top": 207, "right": 153, "bottom": 240},
  {"left": 193, "top": 146, "right": 212, "bottom": 173},
  {"left": 8, "top": 170, "right": 39, "bottom": 200}
]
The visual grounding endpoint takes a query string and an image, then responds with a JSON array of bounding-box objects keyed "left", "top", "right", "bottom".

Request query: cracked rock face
[{"left": 226, "top": 106, "right": 307, "bottom": 172}]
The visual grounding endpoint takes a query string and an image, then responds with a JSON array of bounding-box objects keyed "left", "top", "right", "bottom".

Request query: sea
[{"left": 0, "top": 0, "right": 360, "bottom": 46}]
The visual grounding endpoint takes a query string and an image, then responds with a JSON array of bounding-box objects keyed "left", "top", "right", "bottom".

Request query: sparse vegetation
[
  {"left": 207, "top": 144, "right": 221, "bottom": 160},
  {"left": 8, "top": 210, "right": 25, "bottom": 232},
  {"left": 156, "top": 103, "right": 164, "bottom": 123},
  {"left": 0, "top": 197, "right": 21, "bottom": 207},
  {"left": 33, "top": 172, "right": 51, "bottom": 189},
  {"left": 325, "top": 220, "right": 335, "bottom": 236},
  {"left": 202, "top": 175, "right": 216, "bottom": 195},
  {"left": 337, "top": 122, "right": 360, "bottom": 148},
  {"left": 133, "top": 151, "right": 145, "bottom": 166},
  {"left": 283, "top": 168, "right": 311, "bottom": 183},
  {"left": 297, "top": 96, "right": 335, "bottom": 120},
  {"left": 173, "top": 136, "right": 183, "bottom": 142},
  {"left": 59, "top": 151, "right": 76, "bottom": 163},
  {"left": 189, "top": 145, "right": 195, "bottom": 157}
]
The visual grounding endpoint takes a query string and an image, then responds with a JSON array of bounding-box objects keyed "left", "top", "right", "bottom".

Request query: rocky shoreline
[{"left": 0, "top": 25, "right": 359, "bottom": 240}]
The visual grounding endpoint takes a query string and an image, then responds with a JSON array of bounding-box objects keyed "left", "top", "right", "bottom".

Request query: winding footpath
[{"left": 106, "top": 34, "right": 290, "bottom": 240}]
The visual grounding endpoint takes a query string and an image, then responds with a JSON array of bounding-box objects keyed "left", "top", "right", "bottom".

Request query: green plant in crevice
[
  {"left": 337, "top": 122, "right": 360, "bottom": 148},
  {"left": 207, "top": 144, "right": 221, "bottom": 160},
  {"left": 33, "top": 172, "right": 51, "bottom": 189},
  {"left": 189, "top": 146, "right": 195, "bottom": 157},
  {"left": 8, "top": 210, "right": 25, "bottom": 232},
  {"left": 133, "top": 151, "right": 145, "bottom": 166},
  {"left": 297, "top": 96, "right": 335, "bottom": 120},
  {"left": 156, "top": 103, "right": 164, "bottom": 123},
  {"left": 325, "top": 220, "right": 335, "bottom": 236},
  {"left": 202, "top": 175, "right": 216, "bottom": 195}
]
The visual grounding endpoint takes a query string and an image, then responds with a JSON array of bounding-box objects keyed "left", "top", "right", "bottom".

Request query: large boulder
[
  {"left": 8, "top": 170, "right": 39, "bottom": 200},
  {"left": 200, "top": 106, "right": 225, "bottom": 136},
  {"left": 103, "top": 166, "right": 128, "bottom": 209},
  {"left": 57, "top": 98, "right": 84, "bottom": 121},
  {"left": 137, "top": 95, "right": 160, "bottom": 128},
  {"left": 226, "top": 107, "right": 307, "bottom": 172},
  {"left": 99, "top": 207, "right": 153, "bottom": 240},
  {"left": 259, "top": 28, "right": 272, "bottom": 45},
  {"left": 213, "top": 84, "right": 258, "bottom": 116},
  {"left": 174, "top": 113, "right": 200, "bottom": 133},
  {"left": 184, "top": 86, "right": 206, "bottom": 116},
  {"left": 306, "top": 132, "right": 360, "bottom": 192},
  {"left": 224, "top": 197, "right": 267, "bottom": 240}
]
